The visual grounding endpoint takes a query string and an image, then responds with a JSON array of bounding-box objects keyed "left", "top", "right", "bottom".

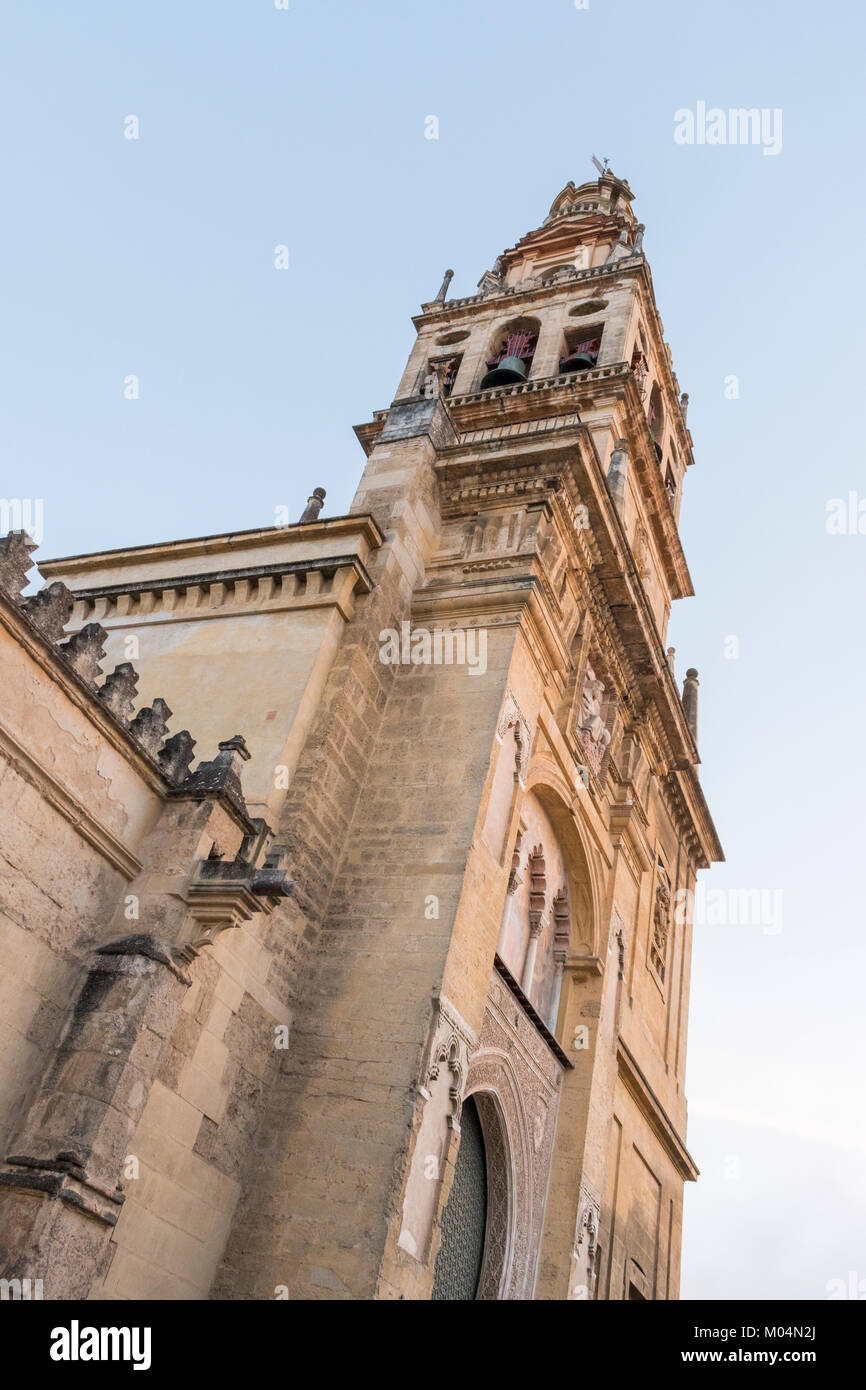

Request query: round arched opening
[{"left": 432, "top": 1096, "right": 488, "bottom": 1300}]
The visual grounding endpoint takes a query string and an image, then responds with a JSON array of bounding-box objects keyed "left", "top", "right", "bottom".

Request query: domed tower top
[
  {"left": 544, "top": 170, "right": 636, "bottom": 224},
  {"left": 484, "top": 171, "right": 642, "bottom": 293}
]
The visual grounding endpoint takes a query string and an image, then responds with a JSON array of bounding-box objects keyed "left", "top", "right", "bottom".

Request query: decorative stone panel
[
  {"left": 397, "top": 993, "right": 477, "bottom": 1264},
  {"left": 466, "top": 969, "right": 565, "bottom": 1299}
]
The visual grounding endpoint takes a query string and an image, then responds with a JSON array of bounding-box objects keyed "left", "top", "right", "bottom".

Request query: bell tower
[
  {"left": 0, "top": 171, "right": 723, "bottom": 1302},
  {"left": 218, "top": 168, "right": 722, "bottom": 1301}
]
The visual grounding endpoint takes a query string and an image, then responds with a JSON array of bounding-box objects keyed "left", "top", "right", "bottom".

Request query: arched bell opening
[
  {"left": 648, "top": 382, "right": 665, "bottom": 460},
  {"left": 559, "top": 321, "right": 603, "bottom": 374},
  {"left": 480, "top": 317, "right": 539, "bottom": 389}
]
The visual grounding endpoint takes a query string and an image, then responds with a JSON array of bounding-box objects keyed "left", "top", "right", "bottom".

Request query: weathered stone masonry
[{"left": 0, "top": 172, "right": 722, "bottom": 1300}]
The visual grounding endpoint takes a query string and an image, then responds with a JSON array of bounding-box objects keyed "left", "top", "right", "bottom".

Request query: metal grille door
[{"left": 431, "top": 1096, "right": 488, "bottom": 1300}]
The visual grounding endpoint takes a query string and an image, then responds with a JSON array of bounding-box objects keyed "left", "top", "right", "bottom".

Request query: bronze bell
[
  {"left": 480, "top": 355, "right": 528, "bottom": 389},
  {"left": 559, "top": 350, "right": 596, "bottom": 373}
]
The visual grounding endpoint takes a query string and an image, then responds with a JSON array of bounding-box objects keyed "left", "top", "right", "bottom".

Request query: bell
[
  {"left": 480, "top": 355, "right": 528, "bottom": 389},
  {"left": 559, "top": 351, "right": 596, "bottom": 373}
]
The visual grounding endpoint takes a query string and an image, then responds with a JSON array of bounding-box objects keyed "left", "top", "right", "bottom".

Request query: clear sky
[{"left": 2, "top": 0, "right": 864, "bottom": 1300}]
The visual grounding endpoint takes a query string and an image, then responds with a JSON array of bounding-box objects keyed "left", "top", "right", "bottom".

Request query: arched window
[
  {"left": 497, "top": 791, "right": 572, "bottom": 1028},
  {"left": 560, "top": 323, "right": 603, "bottom": 374},
  {"left": 648, "top": 384, "right": 664, "bottom": 460},
  {"left": 480, "top": 317, "right": 539, "bottom": 389}
]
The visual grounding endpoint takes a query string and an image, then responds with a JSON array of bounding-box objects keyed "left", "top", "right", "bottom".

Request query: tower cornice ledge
[
  {"left": 40, "top": 514, "right": 385, "bottom": 582},
  {"left": 616, "top": 1037, "right": 700, "bottom": 1182}
]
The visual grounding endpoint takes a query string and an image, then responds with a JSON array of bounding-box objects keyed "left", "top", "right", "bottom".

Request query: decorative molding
[
  {"left": 39, "top": 515, "right": 385, "bottom": 580},
  {"left": 66, "top": 557, "right": 372, "bottom": 630},
  {"left": 616, "top": 1036, "right": 699, "bottom": 1182},
  {"left": 493, "top": 956, "right": 573, "bottom": 1070},
  {"left": 0, "top": 1152, "right": 125, "bottom": 1228},
  {"left": 496, "top": 687, "right": 531, "bottom": 787},
  {"left": 572, "top": 1174, "right": 602, "bottom": 1298},
  {"left": 467, "top": 967, "right": 565, "bottom": 1299},
  {"left": 0, "top": 719, "right": 143, "bottom": 881}
]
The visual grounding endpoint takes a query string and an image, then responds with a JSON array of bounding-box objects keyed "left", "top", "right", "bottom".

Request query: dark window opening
[{"left": 419, "top": 355, "right": 461, "bottom": 399}]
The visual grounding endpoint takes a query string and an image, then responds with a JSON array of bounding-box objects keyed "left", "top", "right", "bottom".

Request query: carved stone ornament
[
  {"left": 577, "top": 662, "right": 611, "bottom": 775},
  {"left": 396, "top": 995, "right": 477, "bottom": 1264},
  {"left": 572, "top": 1177, "right": 602, "bottom": 1299},
  {"left": 464, "top": 972, "right": 565, "bottom": 1300},
  {"left": 651, "top": 863, "right": 672, "bottom": 980},
  {"left": 496, "top": 688, "right": 531, "bottom": 786}
]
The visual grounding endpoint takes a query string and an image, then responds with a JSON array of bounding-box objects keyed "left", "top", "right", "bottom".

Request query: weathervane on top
[{"left": 591, "top": 154, "right": 611, "bottom": 176}]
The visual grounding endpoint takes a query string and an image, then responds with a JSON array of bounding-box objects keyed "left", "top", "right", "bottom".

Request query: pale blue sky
[{"left": 2, "top": 0, "right": 864, "bottom": 1299}]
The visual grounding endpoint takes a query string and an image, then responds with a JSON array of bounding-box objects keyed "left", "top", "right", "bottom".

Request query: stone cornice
[
  {"left": 39, "top": 514, "right": 384, "bottom": 579},
  {"left": 616, "top": 1036, "right": 699, "bottom": 1182},
  {"left": 494, "top": 955, "right": 573, "bottom": 1070},
  {"left": 411, "top": 570, "right": 570, "bottom": 684},
  {"left": 417, "top": 257, "right": 644, "bottom": 323},
  {"left": 665, "top": 764, "right": 725, "bottom": 870},
  {"left": 62, "top": 557, "right": 372, "bottom": 631},
  {"left": 425, "top": 436, "right": 708, "bottom": 798}
]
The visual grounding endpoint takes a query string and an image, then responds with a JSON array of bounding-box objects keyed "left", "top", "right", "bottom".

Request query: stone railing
[
  {"left": 448, "top": 361, "right": 630, "bottom": 409},
  {"left": 422, "top": 258, "right": 644, "bottom": 315}
]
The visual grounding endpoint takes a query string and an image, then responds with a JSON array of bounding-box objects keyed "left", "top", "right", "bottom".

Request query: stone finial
[
  {"left": 682, "top": 668, "right": 699, "bottom": 743},
  {"left": 0, "top": 530, "right": 38, "bottom": 599},
  {"left": 176, "top": 734, "right": 251, "bottom": 818},
  {"left": 680, "top": 391, "right": 689, "bottom": 422},
  {"left": 130, "top": 698, "right": 172, "bottom": 757},
  {"left": 218, "top": 734, "right": 251, "bottom": 761},
  {"left": 666, "top": 646, "right": 676, "bottom": 675},
  {"left": 20, "top": 581, "right": 74, "bottom": 641},
  {"left": 476, "top": 269, "right": 502, "bottom": 295},
  {"left": 97, "top": 662, "right": 139, "bottom": 722},
  {"left": 299, "top": 487, "right": 326, "bottom": 524},
  {"left": 606, "top": 439, "right": 629, "bottom": 516},
  {"left": 433, "top": 268, "right": 454, "bottom": 303},
  {"left": 158, "top": 730, "right": 196, "bottom": 785},
  {"left": 58, "top": 623, "right": 107, "bottom": 683}
]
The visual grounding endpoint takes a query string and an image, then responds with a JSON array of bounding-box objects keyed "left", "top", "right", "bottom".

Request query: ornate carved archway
[{"left": 465, "top": 1048, "right": 534, "bottom": 1300}]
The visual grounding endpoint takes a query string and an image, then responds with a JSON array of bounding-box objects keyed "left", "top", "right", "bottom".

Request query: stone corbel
[{"left": 183, "top": 849, "right": 294, "bottom": 953}]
